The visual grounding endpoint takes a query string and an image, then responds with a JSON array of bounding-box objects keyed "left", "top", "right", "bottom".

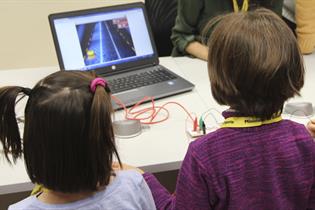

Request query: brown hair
[
  {"left": 204, "top": 8, "right": 304, "bottom": 120},
  {"left": 0, "top": 71, "right": 121, "bottom": 193}
]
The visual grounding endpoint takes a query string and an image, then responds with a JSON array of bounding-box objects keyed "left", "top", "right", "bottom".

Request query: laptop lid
[{"left": 49, "top": 2, "right": 159, "bottom": 76}]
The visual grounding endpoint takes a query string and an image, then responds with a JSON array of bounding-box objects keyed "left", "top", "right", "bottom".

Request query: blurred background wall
[{"left": 0, "top": 0, "right": 141, "bottom": 70}]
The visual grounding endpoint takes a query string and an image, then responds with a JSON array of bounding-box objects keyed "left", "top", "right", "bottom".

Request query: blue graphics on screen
[
  {"left": 76, "top": 17, "right": 136, "bottom": 67},
  {"left": 53, "top": 7, "right": 154, "bottom": 71}
]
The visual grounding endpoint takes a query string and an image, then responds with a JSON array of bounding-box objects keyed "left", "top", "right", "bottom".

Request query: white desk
[{"left": 1, "top": 56, "right": 315, "bottom": 195}]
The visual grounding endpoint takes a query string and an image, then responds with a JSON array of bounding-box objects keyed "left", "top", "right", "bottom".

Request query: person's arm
[
  {"left": 171, "top": 0, "right": 204, "bottom": 57},
  {"left": 185, "top": 41, "right": 209, "bottom": 61},
  {"left": 137, "top": 177, "right": 157, "bottom": 210},
  {"left": 307, "top": 141, "right": 315, "bottom": 209},
  {"left": 143, "top": 144, "right": 215, "bottom": 210},
  {"left": 296, "top": 0, "right": 315, "bottom": 54}
]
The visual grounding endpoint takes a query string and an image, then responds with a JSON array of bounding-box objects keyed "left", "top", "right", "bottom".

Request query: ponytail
[
  {"left": 0, "top": 86, "right": 30, "bottom": 163},
  {"left": 89, "top": 80, "right": 121, "bottom": 186}
]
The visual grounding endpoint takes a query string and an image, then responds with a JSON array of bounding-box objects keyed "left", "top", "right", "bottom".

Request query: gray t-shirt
[{"left": 8, "top": 170, "right": 156, "bottom": 210}]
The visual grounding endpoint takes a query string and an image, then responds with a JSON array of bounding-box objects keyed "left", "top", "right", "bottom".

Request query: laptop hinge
[
  {"left": 100, "top": 63, "right": 157, "bottom": 77},
  {"left": 126, "top": 63, "right": 156, "bottom": 71}
]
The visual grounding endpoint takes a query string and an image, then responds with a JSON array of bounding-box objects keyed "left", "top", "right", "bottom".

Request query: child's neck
[
  {"left": 36, "top": 176, "right": 113, "bottom": 204},
  {"left": 37, "top": 190, "right": 96, "bottom": 204},
  {"left": 37, "top": 185, "right": 107, "bottom": 204}
]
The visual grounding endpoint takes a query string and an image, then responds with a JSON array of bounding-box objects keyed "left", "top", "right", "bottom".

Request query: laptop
[{"left": 49, "top": 2, "right": 194, "bottom": 109}]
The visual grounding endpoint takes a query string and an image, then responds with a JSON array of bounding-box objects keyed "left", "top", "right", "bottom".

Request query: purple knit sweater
[{"left": 143, "top": 111, "right": 315, "bottom": 210}]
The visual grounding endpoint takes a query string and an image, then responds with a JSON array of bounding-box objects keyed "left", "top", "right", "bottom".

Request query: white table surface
[{"left": 0, "top": 55, "right": 314, "bottom": 195}]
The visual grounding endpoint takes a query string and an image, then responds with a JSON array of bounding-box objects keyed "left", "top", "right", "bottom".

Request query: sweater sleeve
[
  {"left": 143, "top": 143, "right": 215, "bottom": 210},
  {"left": 307, "top": 142, "right": 315, "bottom": 208},
  {"left": 137, "top": 176, "right": 157, "bottom": 210},
  {"left": 296, "top": 0, "right": 315, "bottom": 54},
  {"left": 170, "top": 0, "right": 204, "bottom": 56}
]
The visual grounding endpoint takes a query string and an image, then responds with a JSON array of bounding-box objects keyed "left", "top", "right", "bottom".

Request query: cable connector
[{"left": 187, "top": 127, "right": 218, "bottom": 138}]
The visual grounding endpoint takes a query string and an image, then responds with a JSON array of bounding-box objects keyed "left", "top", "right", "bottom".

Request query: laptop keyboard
[{"left": 107, "top": 66, "right": 177, "bottom": 94}]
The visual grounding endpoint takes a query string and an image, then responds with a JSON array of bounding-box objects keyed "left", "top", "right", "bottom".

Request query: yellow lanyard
[
  {"left": 31, "top": 184, "right": 49, "bottom": 195},
  {"left": 221, "top": 115, "right": 282, "bottom": 128},
  {"left": 232, "top": 0, "right": 249, "bottom": 12}
]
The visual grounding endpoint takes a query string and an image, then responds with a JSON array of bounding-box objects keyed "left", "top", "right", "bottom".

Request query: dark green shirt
[{"left": 171, "top": 0, "right": 284, "bottom": 56}]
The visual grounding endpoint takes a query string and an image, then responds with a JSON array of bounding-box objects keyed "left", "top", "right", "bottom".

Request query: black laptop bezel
[{"left": 48, "top": 2, "right": 159, "bottom": 76}]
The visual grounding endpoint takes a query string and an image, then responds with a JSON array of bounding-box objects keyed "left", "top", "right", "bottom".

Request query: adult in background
[
  {"left": 171, "top": 0, "right": 284, "bottom": 60},
  {"left": 283, "top": 0, "right": 315, "bottom": 54}
]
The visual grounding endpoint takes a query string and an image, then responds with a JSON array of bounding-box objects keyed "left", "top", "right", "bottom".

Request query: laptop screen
[{"left": 49, "top": 3, "right": 157, "bottom": 74}]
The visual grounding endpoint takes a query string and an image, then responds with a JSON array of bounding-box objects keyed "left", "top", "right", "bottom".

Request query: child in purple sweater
[{"left": 143, "top": 8, "right": 315, "bottom": 209}]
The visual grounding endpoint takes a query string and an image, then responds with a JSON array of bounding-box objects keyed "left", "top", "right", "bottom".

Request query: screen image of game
[{"left": 76, "top": 16, "right": 136, "bottom": 66}]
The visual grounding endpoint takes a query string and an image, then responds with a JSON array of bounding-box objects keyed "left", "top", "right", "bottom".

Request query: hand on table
[{"left": 306, "top": 119, "right": 315, "bottom": 138}]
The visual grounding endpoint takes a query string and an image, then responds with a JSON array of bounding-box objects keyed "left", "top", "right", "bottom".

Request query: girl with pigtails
[{"left": 0, "top": 71, "right": 155, "bottom": 210}]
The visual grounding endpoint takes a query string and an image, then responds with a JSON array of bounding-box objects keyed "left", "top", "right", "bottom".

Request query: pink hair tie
[{"left": 90, "top": 78, "right": 107, "bottom": 93}]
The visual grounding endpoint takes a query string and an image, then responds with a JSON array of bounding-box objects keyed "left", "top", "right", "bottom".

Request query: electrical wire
[{"left": 111, "top": 95, "right": 195, "bottom": 125}]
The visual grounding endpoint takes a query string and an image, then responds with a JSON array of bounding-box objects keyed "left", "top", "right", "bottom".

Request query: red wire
[
  {"left": 150, "top": 102, "right": 195, "bottom": 122},
  {"left": 110, "top": 95, "right": 195, "bottom": 125}
]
